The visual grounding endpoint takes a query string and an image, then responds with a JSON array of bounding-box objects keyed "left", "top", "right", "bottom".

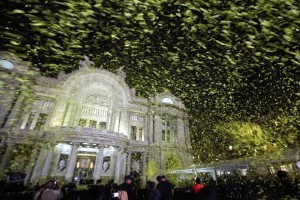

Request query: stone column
[
  {"left": 43, "top": 102, "right": 54, "bottom": 129},
  {"left": 185, "top": 119, "right": 190, "bottom": 145},
  {"left": 3, "top": 94, "right": 25, "bottom": 128},
  {"left": 144, "top": 114, "right": 149, "bottom": 142},
  {"left": 93, "top": 147, "right": 104, "bottom": 183},
  {"left": 160, "top": 150, "right": 166, "bottom": 172},
  {"left": 49, "top": 96, "right": 68, "bottom": 127},
  {"left": 114, "top": 148, "right": 123, "bottom": 184},
  {"left": 121, "top": 152, "right": 127, "bottom": 178},
  {"left": 107, "top": 109, "right": 115, "bottom": 131},
  {"left": 154, "top": 115, "right": 161, "bottom": 143},
  {"left": 65, "top": 144, "right": 78, "bottom": 182},
  {"left": 149, "top": 114, "right": 154, "bottom": 143},
  {"left": 177, "top": 118, "right": 184, "bottom": 145},
  {"left": 0, "top": 144, "right": 14, "bottom": 172},
  {"left": 62, "top": 101, "right": 73, "bottom": 126},
  {"left": 24, "top": 149, "right": 38, "bottom": 185},
  {"left": 41, "top": 148, "right": 54, "bottom": 177},
  {"left": 29, "top": 112, "right": 40, "bottom": 130},
  {"left": 20, "top": 112, "right": 32, "bottom": 130},
  {"left": 114, "top": 109, "right": 121, "bottom": 132},
  {"left": 110, "top": 111, "right": 116, "bottom": 131},
  {"left": 107, "top": 111, "right": 112, "bottom": 131},
  {"left": 142, "top": 152, "right": 147, "bottom": 185},
  {"left": 126, "top": 151, "right": 132, "bottom": 175},
  {"left": 119, "top": 109, "right": 129, "bottom": 137},
  {"left": 29, "top": 148, "right": 48, "bottom": 184},
  {"left": 71, "top": 106, "right": 79, "bottom": 127}
]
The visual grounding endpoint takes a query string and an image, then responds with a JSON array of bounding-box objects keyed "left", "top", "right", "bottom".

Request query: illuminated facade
[{"left": 0, "top": 52, "right": 192, "bottom": 185}]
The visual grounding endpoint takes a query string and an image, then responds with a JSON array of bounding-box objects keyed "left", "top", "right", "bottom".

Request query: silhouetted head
[
  {"left": 124, "top": 175, "right": 134, "bottom": 185},
  {"left": 148, "top": 181, "right": 155, "bottom": 189},
  {"left": 44, "top": 180, "right": 55, "bottom": 189},
  {"left": 195, "top": 177, "right": 201, "bottom": 184},
  {"left": 160, "top": 175, "right": 167, "bottom": 181},
  {"left": 156, "top": 175, "right": 162, "bottom": 182}
]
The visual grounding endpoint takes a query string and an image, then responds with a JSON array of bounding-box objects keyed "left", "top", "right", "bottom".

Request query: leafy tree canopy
[{"left": 1, "top": 0, "right": 299, "bottom": 163}]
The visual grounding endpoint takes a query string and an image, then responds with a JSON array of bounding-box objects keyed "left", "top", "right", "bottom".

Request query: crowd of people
[{"left": 0, "top": 170, "right": 298, "bottom": 200}]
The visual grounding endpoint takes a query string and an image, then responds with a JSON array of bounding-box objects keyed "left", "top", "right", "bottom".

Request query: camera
[{"left": 112, "top": 192, "right": 119, "bottom": 198}]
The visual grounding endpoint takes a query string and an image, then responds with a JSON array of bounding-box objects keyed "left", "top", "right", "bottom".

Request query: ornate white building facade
[{"left": 0, "top": 52, "right": 192, "bottom": 185}]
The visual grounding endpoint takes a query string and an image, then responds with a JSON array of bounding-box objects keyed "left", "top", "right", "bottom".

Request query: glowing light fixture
[
  {"left": 0, "top": 60, "right": 15, "bottom": 69},
  {"left": 162, "top": 97, "right": 174, "bottom": 104}
]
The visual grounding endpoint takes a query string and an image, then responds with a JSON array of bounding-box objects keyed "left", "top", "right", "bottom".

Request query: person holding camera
[{"left": 116, "top": 175, "right": 136, "bottom": 200}]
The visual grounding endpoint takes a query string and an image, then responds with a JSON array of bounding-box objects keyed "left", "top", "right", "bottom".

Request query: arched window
[{"left": 161, "top": 115, "right": 178, "bottom": 142}]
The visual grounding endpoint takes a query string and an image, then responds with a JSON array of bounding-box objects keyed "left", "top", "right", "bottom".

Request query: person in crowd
[
  {"left": 86, "top": 182, "right": 106, "bottom": 200},
  {"left": 147, "top": 181, "right": 158, "bottom": 200},
  {"left": 156, "top": 175, "right": 174, "bottom": 200},
  {"left": 117, "top": 175, "right": 136, "bottom": 200},
  {"left": 61, "top": 182, "right": 78, "bottom": 200},
  {"left": 119, "top": 190, "right": 128, "bottom": 200},
  {"left": 191, "top": 177, "right": 205, "bottom": 194},
  {"left": 34, "top": 180, "right": 63, "bottom": 200},
  {"left": 277, "top": 170, "right": 295, "bottom": 197}
]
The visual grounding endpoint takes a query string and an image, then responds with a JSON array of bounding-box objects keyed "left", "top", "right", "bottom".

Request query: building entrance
[{"left": 74, "top": 152, "right": 96, "bottom": 182}]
